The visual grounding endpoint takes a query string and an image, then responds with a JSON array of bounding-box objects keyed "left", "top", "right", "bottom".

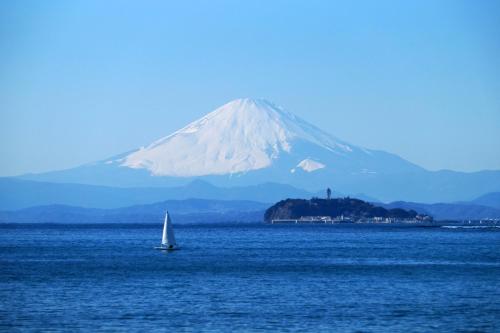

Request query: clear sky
[{"left": 1, "top": 0, "right": 499, "bottom": 176}]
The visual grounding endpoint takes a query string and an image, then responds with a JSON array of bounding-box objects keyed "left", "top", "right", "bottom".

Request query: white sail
[{"left": 161, "top": 211, "right": 176, "bottom": 247}]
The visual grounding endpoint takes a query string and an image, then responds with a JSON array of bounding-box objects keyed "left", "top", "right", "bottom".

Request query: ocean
[{"left": 1, "top": 223, "right": 499, "bottom": 332}]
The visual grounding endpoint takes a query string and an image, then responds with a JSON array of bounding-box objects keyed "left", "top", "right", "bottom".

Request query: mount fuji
[{"left": 18, "top": 98, "right": 500, "bottom": 202}]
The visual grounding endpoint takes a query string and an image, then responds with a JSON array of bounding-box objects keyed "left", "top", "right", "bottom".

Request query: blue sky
[{"left": 1, "top": 0, "right": 499, "bottom": 176}]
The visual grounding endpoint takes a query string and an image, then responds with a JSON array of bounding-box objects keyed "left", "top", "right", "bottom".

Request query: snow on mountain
[
  {"left": 122, "top": 98, "right": 355, "bottom": 177},
  {"left": 291, "top": 159, "right": 326, "bottom": 173}
]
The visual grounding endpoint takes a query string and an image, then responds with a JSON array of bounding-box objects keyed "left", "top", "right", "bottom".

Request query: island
[{"left": 264, "top": 197, "right": 433, "bottom": 224}]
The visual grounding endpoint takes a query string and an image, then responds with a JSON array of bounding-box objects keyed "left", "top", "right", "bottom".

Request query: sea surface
[{"left": 0, "top": 223, "right": 499, "bottom": 332}]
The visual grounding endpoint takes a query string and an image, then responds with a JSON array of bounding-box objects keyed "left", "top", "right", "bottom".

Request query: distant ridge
[
  {"left": 2, "top": 193, "right": 499, "bottom": 223},
  {"left": 0, "top": 199, "right": 269, "bottom": 224},
  {"left": 469, "top": 192, "right": 500, "bottom": 209},
  {"left": 382, "top": 201, "right": 500, "bottom": 221},
  {"left": 0, "top": 177, "right": 318, "bottom": 210}
]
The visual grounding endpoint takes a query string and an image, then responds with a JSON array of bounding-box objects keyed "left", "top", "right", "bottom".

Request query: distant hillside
[
  {"left": 382, "top": 201, "right": 500, "bottom": 220},
  {"left": 0, "top": 178, "right": 308, "bottom": 210},
  {"left": 3, "top": 178, "right": 498, "bottom": 221},
  {"left": 0, "top": 177, "right": 377, "bottom": 210},
  {"left": 264, "top": 198, "right": 423, "bottom": 222},
  {"left": 0, "top": 199, "right": 268, "bottom": 224},
  {"left": 470, "top": 192, "right": 500, "bottom": 210}
]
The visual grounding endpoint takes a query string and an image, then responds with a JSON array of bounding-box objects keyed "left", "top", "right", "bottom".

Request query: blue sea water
[{"left": 0, "top": 223, "right": 499, "bottom": 332}]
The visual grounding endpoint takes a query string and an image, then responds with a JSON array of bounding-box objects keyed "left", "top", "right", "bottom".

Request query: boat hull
[{"left": 155, "top": 246, "right": 180, "bottom": 251}]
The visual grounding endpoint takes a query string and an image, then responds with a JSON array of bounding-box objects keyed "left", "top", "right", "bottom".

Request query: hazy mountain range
[
  {"left": 1, "top": 196, "right": 498, "bottom": 224},
  {"left": 0, "top": 178, "right": 322, "bottom": 210},
  {"left": 1, "top": 177, "right": 499, "bottom": 222},
  {"left": 467, "top": 192, "right": 500, "bottom": 209},
  {"left": 0, "top": 199, "right": 268, "bottom": 224},
  {"left": 14, "top": 98, "right": 500, "bottom": 203}
]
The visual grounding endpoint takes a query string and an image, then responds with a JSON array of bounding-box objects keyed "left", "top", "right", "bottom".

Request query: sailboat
[{"left": 155, "top": 211, "right": 179, "bottom": 250}]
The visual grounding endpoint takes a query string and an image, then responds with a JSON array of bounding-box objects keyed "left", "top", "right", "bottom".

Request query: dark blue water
[{"left": 1, "top": 223, "right": 499, "bottom": 332}]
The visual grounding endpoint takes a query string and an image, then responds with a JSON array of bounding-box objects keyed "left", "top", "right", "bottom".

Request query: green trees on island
[{"left": 264, "top": 197, "right": 427, "bottom": 222}]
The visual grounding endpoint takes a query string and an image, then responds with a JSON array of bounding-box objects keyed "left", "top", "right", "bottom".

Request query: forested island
[{"left": 264, "top": 198, "right": 432, "bottom": 223}]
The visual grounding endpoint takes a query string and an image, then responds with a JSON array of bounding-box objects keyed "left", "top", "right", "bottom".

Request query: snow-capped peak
[
  {"left": 122, "top": 98, "right": 353, "bottom": 177},
  {"left": 292, "top": 159, "right": 326, "bottom": 173}
]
